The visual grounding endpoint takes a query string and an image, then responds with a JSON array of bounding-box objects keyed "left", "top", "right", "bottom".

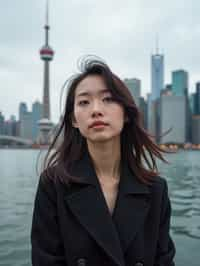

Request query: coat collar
[{"left": 64, "top": 151, "right": 151, "bottom": 266}]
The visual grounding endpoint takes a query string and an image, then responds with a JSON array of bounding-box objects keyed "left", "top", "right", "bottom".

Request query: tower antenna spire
[
  {"left": 156, "top": 33, "right": 159, "bottom": 54},
  {"left": 46, "top": 0, "right": 49, "bottom": 27},
  {"left": 45, "top": 0, "right": 50, "bottom": 45}
]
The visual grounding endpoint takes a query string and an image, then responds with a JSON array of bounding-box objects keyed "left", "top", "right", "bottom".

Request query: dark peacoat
[{"left": 31, "top": 152, "right": 176, "bottom": 266}]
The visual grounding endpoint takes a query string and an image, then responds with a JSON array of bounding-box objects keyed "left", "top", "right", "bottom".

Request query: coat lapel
[
  {"left": 64, "top": 152, "right": 125, "bottom": 266},
  {"left": 64, "top": 151, "right": 151, "bottom": 264},
  {"left": 112, "top": 162, "right": 151, "bottom": 254}
]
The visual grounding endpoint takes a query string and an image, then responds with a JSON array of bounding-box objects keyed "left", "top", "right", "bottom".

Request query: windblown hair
[{"left": 42, "top": 56, "right": 170, "bottom": 185}]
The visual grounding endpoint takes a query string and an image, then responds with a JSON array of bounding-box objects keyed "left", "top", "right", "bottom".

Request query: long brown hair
[{"left": 43, "top": 56, "right": 170, "bottom": 185}]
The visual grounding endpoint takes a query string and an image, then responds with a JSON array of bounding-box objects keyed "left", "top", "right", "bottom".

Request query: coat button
[
  {"left": 135, "top": 262, "right": 143, "bottom": 266},
  {"left": 77, "top": 258, "right": 86, "bottom": 266}
]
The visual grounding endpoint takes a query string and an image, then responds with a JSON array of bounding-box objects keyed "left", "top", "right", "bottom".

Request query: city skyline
[{"left": 1, "top": 0, "right": 200, "bottom": 123}]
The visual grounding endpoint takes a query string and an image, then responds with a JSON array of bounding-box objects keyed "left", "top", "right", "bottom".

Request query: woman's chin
[{"left": 87, "top": 134, "right": 118, "bottom": 144}]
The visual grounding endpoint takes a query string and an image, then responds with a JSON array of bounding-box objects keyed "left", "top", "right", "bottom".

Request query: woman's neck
[{"left": 87, "top": 137, "right": 121, "bottom": 180}]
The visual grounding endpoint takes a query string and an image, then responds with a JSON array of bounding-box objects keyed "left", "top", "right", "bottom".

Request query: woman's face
[{"left": 72, "top": 75, "right": 125, "bottom": 143}]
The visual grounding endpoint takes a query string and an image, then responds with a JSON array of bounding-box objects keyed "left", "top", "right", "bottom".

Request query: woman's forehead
[{"left": 75, "top": 75, "right": 111, "bottom": 97}]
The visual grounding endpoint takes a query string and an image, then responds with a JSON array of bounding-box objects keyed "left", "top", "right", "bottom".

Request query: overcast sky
[{"left": 1, "top": 0, "right": 200, "bottom": 123}]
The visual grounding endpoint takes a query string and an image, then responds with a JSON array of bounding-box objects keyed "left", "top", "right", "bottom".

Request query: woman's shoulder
[
  {"left": 35, "top": 167, "right": 58, "bottom": 202},
  {"left": 36, "top": 166, "right": 68, "bottom": 199},
  {"left": 149, "top": 175, "right": 169, "bottom": 196}
]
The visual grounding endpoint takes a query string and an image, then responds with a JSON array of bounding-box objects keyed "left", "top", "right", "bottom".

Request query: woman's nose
[
  {"left": 91, "top": 101, "right": 103, "bottom": 116},
  {"left": 91, "top": 110, "right": 103, "bottom": 118}
]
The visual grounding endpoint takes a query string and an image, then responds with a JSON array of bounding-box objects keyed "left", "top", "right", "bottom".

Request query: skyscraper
[
  {"left": 159, "top": 95, "right": 186, "bottom": 144},
  {"left": 19, "top": 102, "right": 33, "bottom": 139},
  {"left": 124, "top": 78, "right": 141, "bottom": 107},
  {"left": 172, "top": 70, "right": 188, "bottom": 96},
  {"left": 192, "top": 115, "right": 200, "bottom": 144},
  {"left": 189, "top": 93, "right": 195, "bottom": 115},
  {"left": 194, "top": 82, "right": 200, "bottom": 115},
  {"left": 19, "top": 102, "right": 28, "bottom": 121},
  {"left": 0, "top": 112, "right": 5, "bottom": 135},
  {"left": 19, "top": 110, "right": 33, "bottom": 140},
  {"left": 172, "top": 69, "right": 191, "bottom": 141},
  {"left": 151, "top": 41, "right": 164, "bottom": 101},
  {"left": 32, "top": 101, "right": 43, "bottom": 141},
  {"left": 148, "top": 39, "right": 164, "bottom": 140}
]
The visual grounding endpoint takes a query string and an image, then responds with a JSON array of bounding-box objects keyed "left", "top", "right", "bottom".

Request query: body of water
[{"left": 0, "top": 149, "right": 199, "bottom": 265}]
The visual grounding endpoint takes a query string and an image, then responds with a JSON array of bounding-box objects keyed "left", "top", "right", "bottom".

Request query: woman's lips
[
  {"left": 89, "top": 122, "right": 108, "bottom": 128},
  {"left": 92, "top": 124, "right": 107, "bottom": 128}
]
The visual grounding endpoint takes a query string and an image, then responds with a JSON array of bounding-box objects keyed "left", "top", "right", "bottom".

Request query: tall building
[
  {"left": 189, "top": 93, "right": 195, "bottom": 115},
  {"left": 124, "top": 78, "right": 141, "bottom": 107},
  {"left": 192, "top": 115, "right": 200, "bottom": 144},
  {"left": 19, "top": 102, "right": 28, "bottom": 121},
  {"left": 151, "top": 43, "right": 164, "bottom": 101},
  {"left": 20, "top": 110, "right": 33, "bottom": 140},
  {"left": 147, "top": 93, "right": 152, "bottom": 131},
  {"left": 171, "top": 70, "right": 191, "bottom": 141},
  {"left": 147, "top": 93, "right": 157, "bottom": 140},
  {"left": 159, "top": 95, "right": 186, "bottom": 144},
  {"left": 172, "top": 70, "right": 188, "bottom": 96},
  {"left": 19, "top": 102, "right": 33, "bottom": 139},
  {"left": 149, "top": 40, "right": 164, "bottom": 140},
  {"left": 139, "top": 97, "right": 147, "bottom": 129},
  {"left": 0, "top": 112, "right": 5, "bottom": 134},
  {"left": 32, "top": 101, "right": 43, "bottom": 141},
  {"left": 194, "top": 82, "right": 200, "bottom": 115},
  {"left": 38, "top": 0, "right": 54, "bottom": 144}
]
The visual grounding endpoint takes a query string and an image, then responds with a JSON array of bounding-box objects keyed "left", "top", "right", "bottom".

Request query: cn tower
[
  {"left": 37, "top": 0, "right": 54, "bottom": 145},
  {"left": 40, "top": 0, "right": 54, "bottom": 119}
]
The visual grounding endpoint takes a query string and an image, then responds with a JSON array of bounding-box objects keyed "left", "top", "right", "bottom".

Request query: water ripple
[{"left": 0, "top": 149, "right": 199, "bottom": 265}]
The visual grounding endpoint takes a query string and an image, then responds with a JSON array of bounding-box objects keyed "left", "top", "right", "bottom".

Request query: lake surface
[{"left": 0, "top": 149, "right": 199, "bottom": 265}]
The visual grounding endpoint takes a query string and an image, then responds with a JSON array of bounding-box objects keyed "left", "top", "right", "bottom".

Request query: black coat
[{"left": 31, "top": 152, "right": 176, "bottom": 266}]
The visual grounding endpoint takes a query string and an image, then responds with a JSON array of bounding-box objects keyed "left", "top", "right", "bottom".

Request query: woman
[{"left": 31, "top": 57, "right": 176, "bottom": 266}]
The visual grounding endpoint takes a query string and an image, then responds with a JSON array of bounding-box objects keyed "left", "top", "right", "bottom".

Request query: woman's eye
[
  {"left": 78, "top": 100, "right": 89, "bottom": 106},
  {"left": 103, "top": 97, "right": 114, "bottom": 102}
]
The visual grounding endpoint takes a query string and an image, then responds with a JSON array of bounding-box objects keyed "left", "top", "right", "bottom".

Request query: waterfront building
[
  {"left": 159, "top": 95, "right": 186, "bottom": 144},
  {"left": 171, "top": 70, "right": 191, "bottom": 141},
  {"left": 147, "top": 95, "right": 158, "bottom": 142},
  {"left": 20, "top": 111, "right": 33, "bottom": 140},
  {"left": 139, "top": 96, "right": 147, "bottom": 129},
  {"left": 147, "top": 93, "right": 153, "bottom": 133},
  {"left": 4, "top": 121, "right": 12, "bottom": 136},
  {"left": 32, "top": 101, "right": 43, "bottom": 141},
  {"left": 124, "top": 78, "right": 141, "bottom": 107},
  {"left": 192, "top": 115, "right": 200, "bottom": 144},
  {"left": 194, "top": 82, "right": 200, "bottom": 115},
  {"left": 9, "top": 115, "right": 18, "bottom": 137},
  {"left": 148, "top": 40, "right": 164, "bottom": 140},
  {"left": 151, "top": 50, "right": 164, "bottom": 101},
  {"left": 190, "top": 93, "right": 195, "bottom": 115},
  {"left": 0, "top": 112, "right": 5, "bottom": 134},
  {"left": 19, "top": 102, "right": 32, "bottom": 139},
  {"left": 3, "top": 116, "right": 18, "bottom": 137},
  {"left": 19, "top": 102, "right": 28, "bottom": 121},
  {"left": 172, "top": 70, "right": 188, "bottom": 96}
]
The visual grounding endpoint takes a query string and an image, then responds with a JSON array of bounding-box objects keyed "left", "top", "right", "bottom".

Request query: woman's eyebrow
[{"left": 77, "top": 89, "right": 110, "bottom": 98}]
